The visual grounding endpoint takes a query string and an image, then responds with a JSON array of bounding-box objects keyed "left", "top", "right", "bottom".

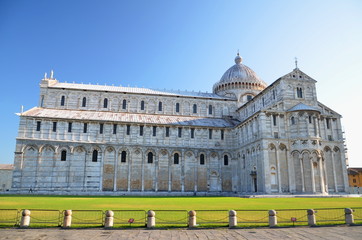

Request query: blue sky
[{"left": 0, "top": 0, "right": 361, "bottom": 167}]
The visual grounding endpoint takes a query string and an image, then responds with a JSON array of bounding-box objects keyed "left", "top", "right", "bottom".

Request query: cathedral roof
[
  {"left": 50, "top": 82, "right": 233, "bottom": 100},
  {"left": 21, "top": 107, "right": 240, "bottom": 128},
  {"left": 0, "top": 164, "right": 13, "bottom": 170},
  {"left": 213, "top": 54, "right": 267, "bottom": 91},
  {"left": 287, "top": 103, "right": 320, "bottom": 112}
]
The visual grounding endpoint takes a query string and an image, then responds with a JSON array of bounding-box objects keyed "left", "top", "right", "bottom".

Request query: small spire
[
  {"left": 237, "top": 49, "right": 240, "bottom": 56},
  {"left": 294, "top": 57, "right": 298, "bottom": 69},
  {"left": 50, "top": 70, "right": 54, "bottom": 79},
  {"left": 44, "top": 72, "right": 47, "bottom": 79}
]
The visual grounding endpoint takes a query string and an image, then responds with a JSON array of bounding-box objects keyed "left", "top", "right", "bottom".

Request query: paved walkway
[{"left": 0, "top": 226, "right": 361, "bottom": 240}]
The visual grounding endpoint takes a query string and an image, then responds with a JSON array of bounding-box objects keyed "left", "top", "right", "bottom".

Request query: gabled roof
[
  {"left": 348, "top": 168, "right": 362, "bottom": 174},
  {"left": 287, "top": 103, "right": 320, "bottom": 112},
  {"left": 20, "top": 107, "right": 240, "bottom": 128},
  {"left": 279, "top": 68, "right": 316, "bottom": 82}
]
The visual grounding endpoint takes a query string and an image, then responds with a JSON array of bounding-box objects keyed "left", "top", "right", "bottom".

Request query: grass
[
  {"left": 0, "top": 195, "right": 361, "bottom": 228},
  {"left": 0, "top": 195, "right": 361, "bottom": 211}
]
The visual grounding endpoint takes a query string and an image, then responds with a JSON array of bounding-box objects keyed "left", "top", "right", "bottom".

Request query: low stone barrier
[{"left": 0, "top": 207, "right": 360, "bottom": 228}]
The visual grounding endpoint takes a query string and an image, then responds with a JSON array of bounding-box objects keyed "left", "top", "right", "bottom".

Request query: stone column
[
  {"left": 330, "top": 118, "right": 334, "bottom": 140},
  {"left": 276, "top": 149, "right": 282, "bottom": 193},
  {"left": 313, "top": 116, "right": 318, "bottom": 137},
  {"left": 181, "top": 150, "right": 185, "bottom": 192},
  {"left": 318, "top": 158, "right": 325, "bottom": 193},
  {"left": 104, "top": 210, "right": 114, "bottom": 228},
  {"left": 20, "top": 210, "right": 31, "bottom": 228},
  {"left": 310, "top": 158, "right": 316, "bottom": 193},
  {"left": 345, "top": 208, "right": 354, "bottom": 225},
  {"left": 62, "top": 210, "right": 72, "bottom": 228},
  {"left": 331, "top": 152, "right": 338, "bottom": 192},
  {"left": 307, "top": 209, "right": 316, "bottom": 226},
  {"left": 127, "top": 154, "right": 131, "bottom": 192},
  {"left": 268, "top": 210, "right": 277, "bottom": 227},
  {"left": 188, "top": 210, "right": 197, "bottom": 228},
  {"left": 194, "top": 156, "right": 198, "bottom": 192},
  {"left": 300, "top": 157, "right": 305, "bottom": 192},
  {"left": 262, "top": 144, "right": 271, "bottom": 193},
  {"left": 67, "top": 151, "right": 72, "bottom": 190},
  {"left": 317, "top": 118, "right": 322, "bottom": 138},
  {"left": 147, "top": 210, "right": 155, "bottom": 228},
  {"left": 34, "top": 150, "right": 40, "bottom": 190},
  {"left": 229, "top": 210, "right": 237, "bottom": 228},
  {"left": 155, "top": 153, "right": 158, "bottom": 192},
  {"left": 113, "top": 152, "right": 118, "bottom": 192},
  {"left": 286, "top": 149, "right": 295, "bottom": 193},
  {"left": 141, "top": 150, "right": 145, "bottom": 192},
  {"left": 168, "top": 153, "right": 172, "bottom": 192},
  {"left": 98, "top": 148, "right": 105, "bottom": 192}
]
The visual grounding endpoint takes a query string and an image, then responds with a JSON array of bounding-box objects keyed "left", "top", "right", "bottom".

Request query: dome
[{"left": 213, "top": 54, "right": 267, "bottom": 96}]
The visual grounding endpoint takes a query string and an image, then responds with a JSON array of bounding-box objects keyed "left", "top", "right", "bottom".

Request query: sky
[{"left": 0, "top": 0, "right": 361, "bottom": 167}]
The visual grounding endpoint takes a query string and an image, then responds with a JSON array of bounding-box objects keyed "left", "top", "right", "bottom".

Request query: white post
[
  {"left": 345, "top": 208, "right": 354, "bottom": 225},
  {"left": 229, "top": 210, "right": 237, "bottom": 228},
  {"left": 268, "top": 210, "right": 277, "bottom": 227},
  {"left": 20, "top": 210, "right": 31, "bottom": 228},
  {"left": 62, "top": 210, "right": 72, "bottom": 228},
  {"left": 307, "top": 209, "right": 316, "bottom": 226},
  {"left": 104, "top": 210, "right": 114, "bottom": 228},
  {"left": 147, "top": 210, "right": 155, "bottom": 228},
  {"left": 188, "top": 210, "right": 197, "bottom": 228}
]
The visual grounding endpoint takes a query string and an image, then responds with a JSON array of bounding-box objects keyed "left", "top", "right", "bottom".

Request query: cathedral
[{"left": 11, "top": 54, "right": 349, "bottom": 195}]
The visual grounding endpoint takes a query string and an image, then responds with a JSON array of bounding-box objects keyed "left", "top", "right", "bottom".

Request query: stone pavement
[{"left": 0, "top": 226, "right": 362, "bottom": 240}]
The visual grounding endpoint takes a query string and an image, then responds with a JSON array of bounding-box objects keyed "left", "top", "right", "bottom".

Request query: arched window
[
  {"left": 147, "top": 152, "right": 153, "bottom": 163},
  {"left": 121, "top": 151, "right": 127, "bottom": 163},
  {"left": 175, "top": 103, "right": 180, "bottom": 113},
  {"left": 200, "top": 154, "right": 205, "bottom": 165},
  {"left": 273, "top": 115, "right": 277, "bottom": 126},
  {"left": 122, "top": 99, "right": 127, "bottom": 109},
  {"left": 242, "top": 154, "right": 246, "bottom": 169},
  {"left": 208, "top": 105, "right": 212, "bottom": 115},
  {"left": 60, "top": 96, "right": 65, "bottom": 106},
  {"left": 193, "top": 104, "right": 197, "bottom": 113},
  {"left": 291, "top": 116, "right": 295, "bottom": 125},
  {"left": 297, "top": 87, "right": 303, "bottom": 98},
  {"left": 247, "top": 95, "right": 253, "bottom": 102},
  {"left": 61, "top": 150, "right": 67, "bottom": 161},
  {"left": 141, "top": 100, "right": 145, "bottom": 110},
  {"left": 92, "top": 150, "right": 98, "bottom": 162},
  {"left": 158, "top": 101, "right": 162, "bottom": 111},
  {"left": 82, "top": 97, "right": 87, "bottom": 107},
  {"left": 103, "top": 98, "right": 108, "bottom": 108},
  {"left": 224, "top": 155, "right": 229, "bottom": 166},
  {"left": 174, "top": 153, "right": 179, "bottom": 164}
]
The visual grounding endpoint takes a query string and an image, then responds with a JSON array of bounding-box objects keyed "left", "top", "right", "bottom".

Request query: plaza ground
[{"left": 0, "top": 225, "right": 361, "bottom": 240}]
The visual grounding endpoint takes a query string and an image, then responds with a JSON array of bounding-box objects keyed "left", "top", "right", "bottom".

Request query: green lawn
[{"left": 0, "top": 195, "right": 361, "bottom": 211}]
